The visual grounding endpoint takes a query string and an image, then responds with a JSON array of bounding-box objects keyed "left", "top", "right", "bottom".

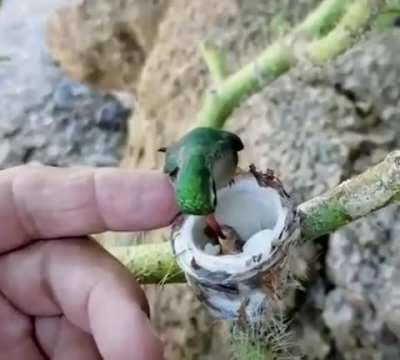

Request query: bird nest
[{"left": 172, "top": 166, "right": 301, "bottom": 325}]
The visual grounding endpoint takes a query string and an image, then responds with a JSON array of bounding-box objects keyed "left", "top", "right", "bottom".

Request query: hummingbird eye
[{"left": 169, "top": 167, "right": 179, "bottom": 179}]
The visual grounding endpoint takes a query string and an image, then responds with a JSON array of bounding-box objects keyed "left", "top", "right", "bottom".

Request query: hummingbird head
[{"left": 175, "top": 154, "right": 217, "bottom": 215}]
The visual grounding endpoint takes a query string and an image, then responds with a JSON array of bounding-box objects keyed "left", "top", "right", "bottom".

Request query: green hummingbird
[{"left": 159, "top": 127, "right": 244, "bottom": 238}]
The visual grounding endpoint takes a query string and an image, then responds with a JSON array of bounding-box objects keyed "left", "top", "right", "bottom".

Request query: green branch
[
  {"left": 197, "top": 0, "right": 383, "bottom": 129},
  {"left": 298, "top": 150, "right": 400, "bottom": 240},
  {"left": 373, "top": 0, "right": 400, "bottom": 31},
  {"left": 307, "top": 0, "right": 381, "bottom": 63},
  {"left": 198, "top": 42, "right": 295, "bottom": 129},
  {"left": 296, "top": 0, "right": 350, "bottom": 37},
  {"left": 200, "top": 40, "right": 228, "bottom": 84},
  {"left": 105, "top": 242, "right": 185, "bottom": 284},
  {"left": 105, "top": 151, "right": 400, "bottom": 284}
]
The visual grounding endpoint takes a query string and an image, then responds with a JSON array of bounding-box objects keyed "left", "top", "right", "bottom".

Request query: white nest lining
[{"left": 174, "top": 177, "right": 288, "bottom": 275}]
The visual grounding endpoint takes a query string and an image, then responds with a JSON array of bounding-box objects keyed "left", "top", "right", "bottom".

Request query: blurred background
[{"left": 2, "top": 1, "right": 400, "bottom": 359}]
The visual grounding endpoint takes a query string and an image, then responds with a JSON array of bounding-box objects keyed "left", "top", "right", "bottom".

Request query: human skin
[{"left": 0, "top": 165, "right": 179, "bottom": 360}]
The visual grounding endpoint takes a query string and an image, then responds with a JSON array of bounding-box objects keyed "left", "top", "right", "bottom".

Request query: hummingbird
[{"left": 159, "top": 127, "right": 244, "bottom": 239}]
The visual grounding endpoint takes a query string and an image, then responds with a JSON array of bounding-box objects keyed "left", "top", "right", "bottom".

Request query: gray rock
[
  {"left": 325, "top": 208, "right": 400, "bottom": 360},
  {"left": 230, "top": 29, "right": 400, "bottom": 359},
  {"left": 0, "top": 0, "right": 130, "bottom": 169}
]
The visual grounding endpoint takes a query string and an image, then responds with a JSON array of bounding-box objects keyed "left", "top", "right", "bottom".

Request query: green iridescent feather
[{"left": 161, "top": 127, "right": 243, "bottom": 215}]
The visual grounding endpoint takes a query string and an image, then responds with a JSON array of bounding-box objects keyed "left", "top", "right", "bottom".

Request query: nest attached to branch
[{"left": 172, "top": 165, "right": 301, "bottom": 326}]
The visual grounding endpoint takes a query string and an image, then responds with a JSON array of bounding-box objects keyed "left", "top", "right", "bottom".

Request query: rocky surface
[
  {"left": 0, "top": 0, "right": 130, "bottom": 169},
  {"left": 47, "top": 0, "right": 167, "bottom": 91}
]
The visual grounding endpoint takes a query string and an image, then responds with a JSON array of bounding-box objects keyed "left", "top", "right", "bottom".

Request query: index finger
[{"left": 0, "top": 165, "right": 179, "bottom": 253}]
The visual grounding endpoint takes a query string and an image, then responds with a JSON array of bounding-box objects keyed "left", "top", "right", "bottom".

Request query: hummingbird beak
[
  {"left": 204, "top": 178, "right": 225, "bottom": 239},
  {"left": 206, "top": 214, "right": 226, "bottom": 239}
]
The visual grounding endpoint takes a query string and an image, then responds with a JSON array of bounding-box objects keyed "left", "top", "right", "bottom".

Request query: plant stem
[
  {"left": 105, "top": 242, "right": 185, "bottom": 284},
  {"left": 198, "top": 42, "right": 295, "bottom": 129},
  {"left": 307, "top": 0, "right": 381, "bottom": 63},
  {"left": 298, "top": 150, "right": 400, "bottom": 241},
  {"left": 372, "top": 0, "right": 400, "bottom": 32},
  {"left": 200, "top": 40, "right": 228, "bottom": 84},
  {"left": 105, "top": 151, "right": 400, "bottom": 284},
  {"left": 197, "top": 0, "right": 382, "bottom": 129},
  {"left": 296, "top": 0, "right": 350, "bottom": 38}
]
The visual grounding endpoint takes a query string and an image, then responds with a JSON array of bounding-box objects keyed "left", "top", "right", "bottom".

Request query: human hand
[{"left": 0, "top": 165, "right": 179, "bottom": 360}]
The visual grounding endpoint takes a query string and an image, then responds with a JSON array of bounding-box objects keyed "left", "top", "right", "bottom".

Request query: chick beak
[{"left": 206, "top": 213, "right": 226, "bottom": 239}]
